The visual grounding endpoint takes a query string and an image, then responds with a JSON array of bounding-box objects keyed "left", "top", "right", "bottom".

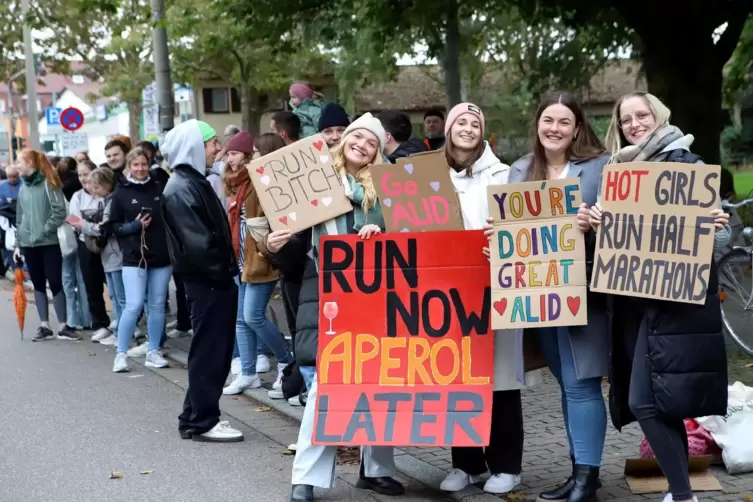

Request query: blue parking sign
[{"left": 46, "top": 107, "right": 62, "bottom": 126}]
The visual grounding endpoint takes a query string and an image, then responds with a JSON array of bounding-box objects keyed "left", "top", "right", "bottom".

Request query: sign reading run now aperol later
[{"left": 313, "top": 231, "right": 495, "bottom": 447}]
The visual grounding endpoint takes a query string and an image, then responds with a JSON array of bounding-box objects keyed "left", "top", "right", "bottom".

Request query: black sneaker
[
  {"left": 57, "top": 326, "right": 82, "bottom": 341},
  {"left": 32, "top": 326, "right": 55, "bottom": 342}
]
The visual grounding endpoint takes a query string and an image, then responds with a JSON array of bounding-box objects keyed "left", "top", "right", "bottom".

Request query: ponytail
[{"left": 19, "top": 149, "right": 62, "bottom": 188}]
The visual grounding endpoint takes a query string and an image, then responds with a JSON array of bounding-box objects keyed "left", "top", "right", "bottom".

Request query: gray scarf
[{"left": 615, "top": 124, "right": 684, "bottom": 163}]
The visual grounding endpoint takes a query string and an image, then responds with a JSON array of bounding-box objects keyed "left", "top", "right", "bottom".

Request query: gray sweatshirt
[{"left": 72, "top": 189, "right": 123, "bottom": 272}]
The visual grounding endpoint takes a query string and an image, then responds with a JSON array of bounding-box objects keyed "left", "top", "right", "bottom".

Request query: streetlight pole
[
  {"left": 151, "top": 0, "right": 174, "bottom": 133},
  {"left": 22, "top": 0, "right": 40, "bottom": 150}
]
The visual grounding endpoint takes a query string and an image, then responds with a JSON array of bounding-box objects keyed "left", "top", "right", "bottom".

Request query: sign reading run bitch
[
  {"left": 487, "top": 179, "right": 588, "bottom": 329},
  {"left": 247, "top": 135, "right": 352, "bottom": 233}
]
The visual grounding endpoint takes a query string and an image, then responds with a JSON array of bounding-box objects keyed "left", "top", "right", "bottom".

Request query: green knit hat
[{"left": 197, "top": 121, "right": 216, "bottom": 142}]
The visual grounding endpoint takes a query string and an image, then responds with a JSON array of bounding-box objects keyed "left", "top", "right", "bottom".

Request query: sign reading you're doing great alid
[
  {"left": 314, "top": 231, "right": 494, "bottom": 447},
  {"left": 487, "top": 179, "right": 588, "bottom": 329},
  {"left": 591, "top": 162, "right": 721, "bottom": 305},
  {"left": 247, "top": 134, "right": 352, "bottom": 233}
]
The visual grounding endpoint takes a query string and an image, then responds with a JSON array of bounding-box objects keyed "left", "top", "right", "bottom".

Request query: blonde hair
[
  {"left": 604, "top": 92, "right": 672, "bottom": 160},
  {"left": 88, "top": 167, "right": 116, "bottom": 194},
  {"left": 125, "top": 146, "right": 149, "bottom": 173},
  {"left": 331, "top": 135, "right": 382, "bottom": 212}
]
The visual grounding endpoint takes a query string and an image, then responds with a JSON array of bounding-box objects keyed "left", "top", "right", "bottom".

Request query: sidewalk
[{"left": 161, "top": 293, "right": 753, "bottom": 502}]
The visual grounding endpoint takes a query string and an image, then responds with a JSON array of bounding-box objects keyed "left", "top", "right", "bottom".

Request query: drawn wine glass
[{"left": 323, "top": 301, "right": 339, "bottom": 335}]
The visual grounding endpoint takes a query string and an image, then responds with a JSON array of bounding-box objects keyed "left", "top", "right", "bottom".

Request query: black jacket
[
  {"left": 269, "top": 228, "right": 312, "bottom": 285},
  {"left": 608, "top": 149, "right": 728, "bottom": 429},
  {"left": 425, "top": 136, "right": 445, "bottom": 151},
  {"left": 61, "top": 170, "right": 82, "bottom": 201},
  {"left": 293, "top": 258, "right": 319, "bottom": 367},
  {"left": 387, "top": 137, "right": 429, "bottom": 163},
  {"left": 108, "top": 175, "right": 171, "bottom": 269},
  {"left": 161, "top": 165, "right": 238, "bottom": 287}
]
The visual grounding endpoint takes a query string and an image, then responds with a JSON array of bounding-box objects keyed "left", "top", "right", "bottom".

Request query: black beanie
[{"left": 317, "top": 103, "right": 350, "bottom": 131}]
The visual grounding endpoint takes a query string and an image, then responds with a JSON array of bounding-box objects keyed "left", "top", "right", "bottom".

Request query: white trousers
[{"left": 291, "top": 373, "right": 396, "bottom": 488}]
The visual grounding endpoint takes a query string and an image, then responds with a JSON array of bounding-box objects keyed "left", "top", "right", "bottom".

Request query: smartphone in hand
[{"left": 66, "top": 215, "right": 82, "bottom": 225}]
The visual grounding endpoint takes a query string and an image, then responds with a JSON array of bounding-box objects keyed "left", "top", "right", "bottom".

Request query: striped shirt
[{"left": 238, "top": 203, "right": 247, "bottom": 273}]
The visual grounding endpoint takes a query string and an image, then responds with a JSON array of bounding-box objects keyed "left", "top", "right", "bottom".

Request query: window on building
[
  {"left": 202, "top": 88, "right": 229, "bottom": 114},
  {"left": 72, "top": 74, "right": 85, "bottom": 84},
  {"left": 231, "top": 88, "right": 241, "bottom": 113}
]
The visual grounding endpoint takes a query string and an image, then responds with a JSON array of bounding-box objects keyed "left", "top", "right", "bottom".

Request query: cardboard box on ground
[
  {"left": 591, "top": 162, "right": 721, "bottom": 305},
  {"left": 246, "top": 135, "right": 352, "bottom": 233},
  {"left": 371, "top": 151, "right": 463, "bottom": 233}
]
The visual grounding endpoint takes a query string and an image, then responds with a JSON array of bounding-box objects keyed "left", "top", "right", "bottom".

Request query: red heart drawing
[
  {"left": 312, "top": 140, "right": 324, "bottom": 151},
  {"left": 311, "top": 200, "right": 319, "bottom": 207},
  {"left": 256, "top": 167, "right": 264, "bottom": 174},
  {"left": 493, "top": 299, "right": 507, "bottom": 317},
  {"left": 567, "top": 296, "right": 581, "bottom": 316},
  {"left": 279, "top": 216, "right": 288, "bottom": 225}
]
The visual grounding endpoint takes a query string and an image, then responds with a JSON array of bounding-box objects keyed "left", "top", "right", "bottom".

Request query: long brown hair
[
  {"left": 256, "top": 133, "right": 286, "bottom": 157},
  {"left": 527, "top": 92, "right": 606, "bottom": 181},
  {"left": 20, "top": 149, "right": 62, "bottom": 188},
  {"left": 56, "top": 156, "right": 77, "bottom": 177}
]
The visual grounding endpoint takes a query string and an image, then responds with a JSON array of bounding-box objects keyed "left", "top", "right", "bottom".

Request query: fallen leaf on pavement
[
  {"left": 128, "top": 374, "right": 144, "bottom": 379},
  {"left": 745, "top": 363, "right": 753, "bottom": 368},
  {"left": 88, "top": 351, "right": 96, "bottom": 356},
  {"left": 280, "top": 450, "right": 294, "bottom": 455},
  {"left": 254, "top": 406, "right": 273, "bottom": 412},
  {"left": 139, "top": 470, "right": 154, "bottom": 475},
  {"left": 109, "top": 472, "right": 124, "bottom": 479},
  {"left": 232, "top": 397, "right": 240, "bottom": 400},
  {"left": 507, "top": 493, "right": 525, "bottom": 500},
  {"left": 744, "top": 494, "right": 753, "bottom": 501}
]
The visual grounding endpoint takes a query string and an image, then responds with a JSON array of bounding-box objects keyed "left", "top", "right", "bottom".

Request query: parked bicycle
[{"left": 718, "top": 197, "right": 753, "bottom": 356}]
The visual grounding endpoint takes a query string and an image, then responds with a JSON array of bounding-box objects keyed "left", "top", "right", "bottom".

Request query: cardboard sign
[
  {"left": 247, "top": 135, "right": 352, "bottom": 233},
  {"left": 372, "top": 152, "right": 463, "bottom": 233},
  {"left": 591, "top": 162, "right": 721, "bottom": 305},
  {"left": 314, "top": 231, "right": 495, "bottom": 447},
  {"left": 624, "top": 456, "right": 722, "bottom": 494},
  {"left": 487, "top": 179, "right": 587, "bottom": 329}
]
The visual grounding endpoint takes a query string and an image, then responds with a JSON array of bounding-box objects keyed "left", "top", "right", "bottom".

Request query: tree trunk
[
  {"left": 127, "top": 101, "right": 142, "bottom": 146},
  {"left": 443, "top": 0, "right": 462, "bottom": 108},
  {"left": 240, "top": 81, "right": 263, "bottom": 136},
  {"left": 642, "top": 47, "right": 723, "bottom": 164}
]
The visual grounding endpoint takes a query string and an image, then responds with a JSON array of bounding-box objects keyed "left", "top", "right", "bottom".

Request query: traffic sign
[
  {"left": 46, "top": 107, "right": 62, "bottom": 127},
  {"left": 60, "top": 107, "right": 84, "bottom": 131},
  {"left": 60, "top": 132, "right": 88, "bottom": 157}
]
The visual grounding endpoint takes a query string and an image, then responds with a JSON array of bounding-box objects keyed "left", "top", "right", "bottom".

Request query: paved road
[{"left": 0, "top": 290, "right": 426, "bottom": 502}]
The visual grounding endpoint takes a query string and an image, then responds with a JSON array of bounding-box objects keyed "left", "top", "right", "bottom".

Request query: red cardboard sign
[{"left": 314, "top": 231, "right": 495, "bottom": 447}]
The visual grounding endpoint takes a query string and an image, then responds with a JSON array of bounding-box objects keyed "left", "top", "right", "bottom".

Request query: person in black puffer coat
[{"left": 588, "top": 92, "right": 730, "bottom": 502}]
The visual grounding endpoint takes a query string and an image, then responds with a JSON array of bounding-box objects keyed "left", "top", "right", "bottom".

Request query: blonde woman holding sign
[
  {"left": 439, "top": 102, "right": 531, "bottom": 496},
  {"left": 507, "top": 91, "right": 610, "bottom": 502},
  {"left": 587, "top": 92, "right": 729, "bottom": 502},
  {"left": 287, "top": 113, "right": 403, "bottom": 502}
]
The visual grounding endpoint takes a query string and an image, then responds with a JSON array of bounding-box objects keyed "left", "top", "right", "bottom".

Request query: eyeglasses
[{"left": 619, "top": 111, "right": 653, "bottom": 129}]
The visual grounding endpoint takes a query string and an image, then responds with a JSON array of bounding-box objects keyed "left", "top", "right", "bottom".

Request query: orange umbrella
[{"left": 13, "top": 267, "right": 27, "bottom": 339}]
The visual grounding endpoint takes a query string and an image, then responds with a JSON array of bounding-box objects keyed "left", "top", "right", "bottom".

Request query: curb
[{"left": 165, "top": 344, "right": 500, "bottom": 502}]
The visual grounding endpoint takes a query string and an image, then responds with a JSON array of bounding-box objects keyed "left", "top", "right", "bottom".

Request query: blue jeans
[
  {"left": 117, "top": 266, "right": 172, "bottom": 354},
  {"left": 236, "top": 279, "right": 291, "bottom": 375},
  {"left": 62, "top": 251, "right": 91, "bottom": 328},
  {"left": 300, "top": 366, "right": 316, "bottom": 391},
  {"left": 105, "top": 270, "right": 126, "bottom": 325},
  {"left": 536, "top": 327, "right": 606, "bottom": 467}
]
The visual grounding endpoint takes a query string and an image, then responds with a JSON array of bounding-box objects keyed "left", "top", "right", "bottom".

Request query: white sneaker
[
  {"left": 127, "top": 341, "right": 149, "bottom": 358},
  {"left": 483, "top": 473, "right": 520, "bottom": 494},
  {"left": 256, "top": 354, "right": 271, "bottom": 373},
  {"left": 193, "top": 420, "right": 243, "bottom": 443},
  {"left": 166, "top": 320, "right": 177, "bottom": 329},
  {"left": 288, "top": 395, "right": 303, "bottom": 406},
  {"left": 230, "top": 357, "right": 241, "bottom": 376},
  {"left": 662, "top": 495, "right": 698, "bottom": 502},
  {"left": 440, "top": 469, "right": 482, "bottom": 492},
  {"left": 267, "top": 362, "right": 288, "bottom": 399},
  {"left": 167, "top": 329, "right": 189, "bottom": 339},
  {"left": 99, "top": 334, "right": 117, "bottom": 346},
  {"left": 145, "top": 350, "right": 169, "bottom": 368},
  {"left": 223, "top": 374, "right": 261, "bottom": 395},
  {"left": 4, "top": 270, "right": 14, "bottom": 281},
  {"left": 109, "top": 319, "right": 117, "bottom": 330},
  {"left": 92, "top": 328, "right": 111, "bottom": 342},
  {"left": 113, "top": 353, "right": 130, "bottom": 373},
  {"left": 287, "top": 443, "right": 297, "bottom": 451}
]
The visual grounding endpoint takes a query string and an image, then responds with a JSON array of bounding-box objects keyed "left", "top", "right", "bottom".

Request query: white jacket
[{"left": 450, "top": 142, "right": 541, "bottom": 391}]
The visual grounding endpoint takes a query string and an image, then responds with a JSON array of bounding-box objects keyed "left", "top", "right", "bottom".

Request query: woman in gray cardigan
[{"left": 508, "top": 92, "right": 609, "bottom": 502}]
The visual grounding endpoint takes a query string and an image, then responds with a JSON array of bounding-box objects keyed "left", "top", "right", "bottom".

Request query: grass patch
[{"left": 734, "top": 170, "right": 753, "bottom": 198}]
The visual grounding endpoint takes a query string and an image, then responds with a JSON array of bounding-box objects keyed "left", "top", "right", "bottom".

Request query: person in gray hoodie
[{"left": 14, "top": 149, "right": 79, "bottom": 341}]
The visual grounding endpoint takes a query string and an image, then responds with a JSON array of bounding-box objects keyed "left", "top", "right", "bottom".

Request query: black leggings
[
  {"left": 77, "top": 241, "right": 110, "bottom": 329},
  {"left": 451, "top": 390, "right": 524, "bottom": 476},
  {"left": 626, "top": 326, "right": 691, "bottom": 501},
  {"left": 23, "top": 245, "right": 63, "bottom": 295}
]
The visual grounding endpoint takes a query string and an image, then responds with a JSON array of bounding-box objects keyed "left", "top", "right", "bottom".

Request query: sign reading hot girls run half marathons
[
  {"left": 247, "top": 135, "right": 352, "bottom": 233},
  {"left": 313, "top": 231, "right": 495, "bottom": 447},
  {"left": 487, "top": 179, "right": 587, "bottom": 329},
  {"left": 591, "top": 162, "right": 721, "bottom": 305}
]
